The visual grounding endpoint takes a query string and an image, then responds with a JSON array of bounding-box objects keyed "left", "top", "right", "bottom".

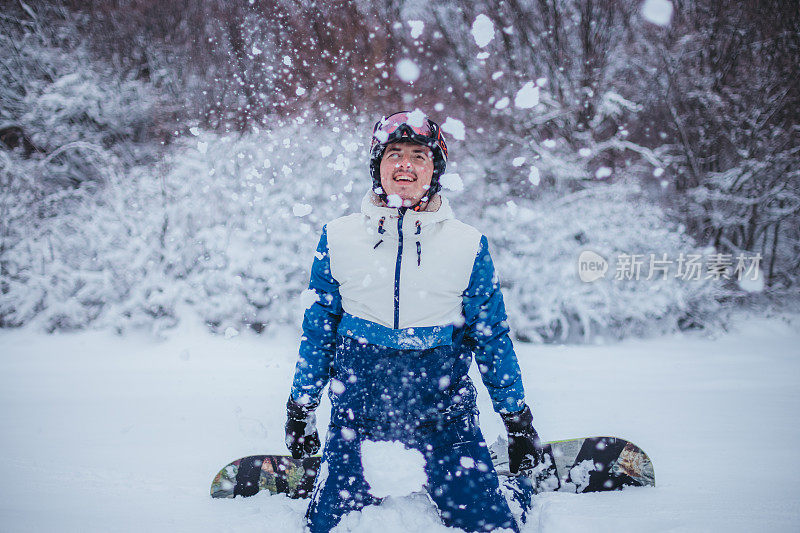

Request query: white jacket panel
[{"left": 326, "top": 192, "right": 481, "bottom": 329}]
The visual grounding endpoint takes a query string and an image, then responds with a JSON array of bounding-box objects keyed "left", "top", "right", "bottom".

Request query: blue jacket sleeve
[
  {"left": 290, "top": 225, "right": 343, "bottom": 408},
  {"left": 462, "top": 235, "right": 526, "bottom": 414}
]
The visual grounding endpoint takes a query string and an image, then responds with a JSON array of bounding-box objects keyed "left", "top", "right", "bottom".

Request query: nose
[{"left": 395, "top": 154, "right": 413, "bottom": 168}]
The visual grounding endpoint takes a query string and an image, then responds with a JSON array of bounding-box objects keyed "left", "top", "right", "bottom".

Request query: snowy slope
[{"left": 1, "top": 314, "right": 798, "bottom": 532}]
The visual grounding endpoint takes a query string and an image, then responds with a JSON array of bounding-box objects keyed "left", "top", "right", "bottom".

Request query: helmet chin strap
[
  {"left": 409, "top": 194, "right": 431, "bottom": 212},
  {"left": 375, "top": 188, "right": 432, "bottom": 212}
]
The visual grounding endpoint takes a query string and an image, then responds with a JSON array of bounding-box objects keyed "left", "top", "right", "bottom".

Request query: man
[{"left": 285, "top": 110, "right": 543, "bottom": 532}]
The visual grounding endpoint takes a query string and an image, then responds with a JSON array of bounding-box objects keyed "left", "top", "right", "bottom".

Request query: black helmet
[{"left": 369, "top": 110, "right": 448, "bottom": 205}]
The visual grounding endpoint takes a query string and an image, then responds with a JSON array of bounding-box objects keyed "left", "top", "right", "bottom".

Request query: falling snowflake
[
  {"left": 494, "top": 97, "right": 510, "bottom": 110},
  {"left": 529, "top": 166, "right": 541, "bottom": 186},
  {"left": 293, "top": 203, "right": 312, "bottom": 217},
  {"left": 406, "top": 109, "right": 427, "bottom": 128},
  {"left": 407, "top": 20, "right": 424, "bottom": 39},
  {"left": 441, "top": 117, "right": 465, "bottom": 140},
  {"left": 300, "top": 289, "right": 319, "bottom": 310},
  {"left": 471, "top": 14, "right": 495, "bottom": 48},
  {"left": 514, "top": 82, "right": 540, "bottom": 109},
  {"left": 595, "top": 167, "right": 613, "bottom": 179},
  {"left": 439, "top": 173, "right": 464, "bottom": 192},
  {"left": 396, "top": 59, "right": 420, "bottom": 83},
  {"left": 641, "top": 0, "right": 673, "bottom": 26}
]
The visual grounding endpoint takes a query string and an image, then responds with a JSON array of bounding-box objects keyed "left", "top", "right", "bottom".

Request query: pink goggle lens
[{"left": 375, "top": 112, "right": 433, "bottom": 137}]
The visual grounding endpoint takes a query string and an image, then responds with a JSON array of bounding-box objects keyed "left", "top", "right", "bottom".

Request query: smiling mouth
[{"left": 393, "top": 173, "right": 416, "bottom": 182}]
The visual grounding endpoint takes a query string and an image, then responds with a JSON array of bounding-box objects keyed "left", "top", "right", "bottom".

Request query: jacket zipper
[{"left": 393, "top": 209, "right": 405, "bottom": 329}]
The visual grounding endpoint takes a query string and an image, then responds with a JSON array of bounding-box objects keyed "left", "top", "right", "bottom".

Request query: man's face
[{"left": 379, "top": 141, "right": 435, "bottom": 206}]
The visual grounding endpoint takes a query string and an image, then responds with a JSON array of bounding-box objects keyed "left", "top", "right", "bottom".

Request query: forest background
[{"left": 1, "top": 0, "right": 798, "bottom": 342}]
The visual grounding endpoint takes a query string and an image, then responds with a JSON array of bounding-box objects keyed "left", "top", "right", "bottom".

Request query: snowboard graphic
[{"left": 210, "top": 436, "right": 654, "bottom": 499}]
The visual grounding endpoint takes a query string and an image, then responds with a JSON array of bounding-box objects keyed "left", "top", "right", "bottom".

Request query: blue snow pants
[{"left": 305, "top": 414, "right": 519, "bottom": 533}]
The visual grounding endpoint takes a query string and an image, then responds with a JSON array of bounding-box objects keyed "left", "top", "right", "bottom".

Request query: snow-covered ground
[{"left": 1, "top": 314, "right": 799, "bottom": 532}]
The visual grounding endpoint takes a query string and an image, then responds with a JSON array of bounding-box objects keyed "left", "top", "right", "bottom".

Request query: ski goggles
[{"left": 371, "top": 111, "right": 448, "bottom": 161}]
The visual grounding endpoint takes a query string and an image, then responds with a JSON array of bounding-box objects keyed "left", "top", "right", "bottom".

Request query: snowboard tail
[
  {"left": 490, "top": 436, "right": 656, "bottom": 494},
  {"left": 210, "top": 436, "right": 654, "bottom": 499},
  {"left": 211, "top": 455, "right": 320, "bottom": 499}
]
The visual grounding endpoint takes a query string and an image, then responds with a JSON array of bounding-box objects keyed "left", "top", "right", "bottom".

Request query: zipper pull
[{"left": 374, "top": 217, "right": 385, "bottom": 248}]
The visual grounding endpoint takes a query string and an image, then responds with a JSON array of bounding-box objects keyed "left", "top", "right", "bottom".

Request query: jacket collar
[{"left": 360, "top": 191, "right": 454, "bottom": 229}]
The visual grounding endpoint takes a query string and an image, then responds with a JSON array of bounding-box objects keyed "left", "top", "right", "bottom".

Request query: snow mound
[
  {"left": 332, "top": 493, "right": 450, "bottom": 533},
  {"left": 362, "top": 441, "right": 427, "bottom": 498}
]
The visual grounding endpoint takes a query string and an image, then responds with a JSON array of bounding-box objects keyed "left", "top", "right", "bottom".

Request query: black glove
[
  {"left": 500, "top": 404, "right": 544, "bottom": 475},
  {"left": 285, "top": 397, "right": 321, "bottom": 459}
]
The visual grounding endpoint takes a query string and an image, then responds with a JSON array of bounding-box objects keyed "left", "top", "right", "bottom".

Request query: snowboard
[{"left": 210, "top": 435, "right": 654, "bottom": 499}]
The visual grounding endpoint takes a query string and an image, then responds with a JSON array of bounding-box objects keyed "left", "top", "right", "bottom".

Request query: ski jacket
[{"left": 290, "top": 192, "right": 526, "bottom": 432}]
